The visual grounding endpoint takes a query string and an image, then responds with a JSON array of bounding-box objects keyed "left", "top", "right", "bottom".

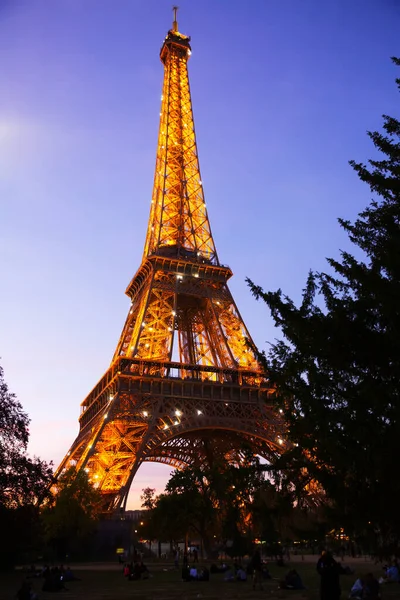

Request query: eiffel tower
[{"left": 55, "top": 9, "right": 285, "bottom": 512}]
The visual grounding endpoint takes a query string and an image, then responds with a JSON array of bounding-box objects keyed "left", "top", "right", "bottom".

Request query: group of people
[
  {"left": 317, "top": 551, "right": 383, "bottom": 600},
  {"left": 43, "top": 564, "right": 79, "bottom": 590},
  {"left": 187, "top": 551, "right": 301, "bottom": 590},
  {"left": 217, "top": 551, "right": 292, "bottom": 589},
  {"left": 174, "top": 547, "right": 198, "bottom": 568},
  {"left": 17, "top": 564, "right": 79, "bottom": 599},
  {"left": 222, "top": 561, "right": 250, "bottom": 582},
  {"left": 350, "top": 573, "right": 381, "bottom": 599},
  {"left": 379, "top": 559, "right": 399, "bottom": 584},
  {"left": 279, "top": 569, "right": 305, "bottom": 590},
  {"left": 179, "top": 547, "right": 393, "bottom": 598},
  {"left": 16, "top": 581, "right": 38, "bottom": 600},
  {"left": 123, "top": 560, "right": 150, "bottom": 580},
  {"left": 182, "top": 565, "right": 210, "bottom": 581},
  {"left": 19, "top": 549, "right": 395, "bottom": 598}
]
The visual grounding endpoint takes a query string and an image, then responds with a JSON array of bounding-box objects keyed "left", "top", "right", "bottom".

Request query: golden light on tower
[
  {"left": 143, "top": 8, "right": 216, "bottom": 263},
  {"left": 55, "top": 10, "right": 287, "bottom": 512},
  {"left": 113, "top": 9, "right": 259, "bottom": 371}
]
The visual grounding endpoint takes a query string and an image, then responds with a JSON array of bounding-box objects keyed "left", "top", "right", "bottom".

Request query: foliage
[
  {"left": 0, "top": 364, "right": 53, "bottom": 508},
  {"left": 150, "top": 492, "right": 192, "bottom": 542},
  {"left": 0, "top": 363, "right": 53, "bottom": 569},
  {"left": 251, "top": 480, "right": 293, "bottom": 542},
  {"left": 42, "top": 467, "right": 102, "bottom": 560},
  {"left": 143, "top": 451, "right": 275, "bottom": 555},
  {"left": 247, "top": 58, "right": 400, "bottom": 550},
  {"left": 164, "top": 465, "right": 215, "bottom": 549},
  {"left": 140, "top": 487, "right": 156, "bottom": 510},
  {"left": 144, "top": 461, "right": 328, "bottom": 557}
]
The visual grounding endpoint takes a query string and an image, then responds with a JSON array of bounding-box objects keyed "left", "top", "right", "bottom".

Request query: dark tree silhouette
[{"left": 248, "top": 58, "right": 400, "bottom": 551}]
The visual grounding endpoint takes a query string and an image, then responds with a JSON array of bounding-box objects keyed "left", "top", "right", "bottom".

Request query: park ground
[{"left": 1, "top": 556, "right": 399, "bottom": 600}]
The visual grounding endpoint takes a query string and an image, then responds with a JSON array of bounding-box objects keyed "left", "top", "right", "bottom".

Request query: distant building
[{"left": 122, "top": 509, "right": 147, "bottom": 521}]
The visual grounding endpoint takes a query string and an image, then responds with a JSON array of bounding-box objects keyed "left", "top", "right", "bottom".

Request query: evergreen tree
[{"left": 248, "top": 58, "right": 400, "bottom": 551}]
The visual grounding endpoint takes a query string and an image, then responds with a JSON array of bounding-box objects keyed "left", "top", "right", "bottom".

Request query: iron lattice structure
[{"left": 55, "top": 14, "right": 287, "bottom": 512}]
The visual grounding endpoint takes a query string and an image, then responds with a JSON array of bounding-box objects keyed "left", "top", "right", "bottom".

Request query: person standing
[
  {"left": 316, "top": 551, "right": 341, "bottom": 600},
  {"left": 251, "top": 549, "right": 263, "bottom": 591},
  {"left": 183, "top": 550, "right": 188, "bottom": 567},
  {"left": 174, "top": 548, "right": 179, "bottom": 569}
]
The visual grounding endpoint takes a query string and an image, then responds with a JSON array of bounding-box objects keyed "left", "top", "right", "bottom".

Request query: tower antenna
[{"left": 172, "top": 5, "right": 178, "bottom": 32}]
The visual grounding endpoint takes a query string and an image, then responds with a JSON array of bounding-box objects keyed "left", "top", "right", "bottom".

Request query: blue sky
[{"left": 1, "top": 0, "right": 399, "bottom": 508}]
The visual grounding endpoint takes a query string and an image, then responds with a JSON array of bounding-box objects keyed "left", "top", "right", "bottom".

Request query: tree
[
  {"left": 42, "top": 467, "right": 102, "bottom": 560},
  {"left": 150, "top": 451, "right": 267, "bottom": 556},
  {"left": 140, "top": 487, "right": 156, "bottom": 510},
  {"left": 139, "top": 487, "right": 160, "bottom": 555},
  {"left": 248, "top": 58, "right": 400, "bottom": 552},
  {"left": 251, "top": 480, "right": 293, "bottom": 545},
  {"left": 0, "top": 364, "right": 52, "bottom": 507},
  {"left": 0, "top": 363, "right": 53, "bottom": 569},
  {"left": 150, "top": 492, "right": 192, "bottom": 549},
  {"left": 165, "top": 465, "right": 217, "bottom": 552}
]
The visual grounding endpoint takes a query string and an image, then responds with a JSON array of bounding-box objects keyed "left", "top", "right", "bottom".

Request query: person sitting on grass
[
  {"left": 210, "top": 563, "right": 229, "bottom": 574},
  {"left": 349, "top": 575, "right": 364, "bottom": 599},
  {"left": 379, "top": 560, "right": 399, "bottom": 584},
  {"left": 350, "top": 574, "right": 380, "bottom": 599},
  {"left": 128, "top": 561, "right": 142, "bottom": 581},
  {"left": 262, "top": 563, "right": 272, "bottom": 579},
  {"left": 26, "top": 565, "right": 41, "bottom": 579},
  {"left": 363, "top": 573, "right": 380, "bottom": 599},
  {"left": 197, "top": 567, "right": 210, "bottom": 581},
  {"left": 182, "top": 565, "right": 191, "bottom": 581},
  {"left": 64, "top": 566, "right": 80, "bottom": 582},
  {"left": 42, "top": 567, "right": 66, "bottom": 592},
  {"left": 139, "top": 561, "right": 150, "bottom": 579},
  {"left": 16, "top": 580, "right": 39, "bottom": 600},
  {"left": 182, "top": 566, "right": 209, "bottom": 581},
  {"left": 339, "top": 563, "right": 355, "bottom": 575},
  {"left": 386, "top": 560, "right": 399, "bottom": 582},
  {"left": 236, "top": 567, "right": 247, "bottom": 581},
  {"left": 279, "top": 569, "right": 305, "bottom": 590},
  {"left": 223, "top": 568, "right": 234, "bottom": 582}
]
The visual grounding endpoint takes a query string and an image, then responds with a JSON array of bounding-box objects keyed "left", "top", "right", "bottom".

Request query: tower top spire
[
  {"left": 172, "top": 5, "right": 178, "bottom": 32},
  {"left": 146, "top": 5, "right": 215, "bottom": 264}
]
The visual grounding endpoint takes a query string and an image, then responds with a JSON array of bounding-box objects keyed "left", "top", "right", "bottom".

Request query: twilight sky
[{"left": 1, "top": 0, "right": 399, "bottom": 509}]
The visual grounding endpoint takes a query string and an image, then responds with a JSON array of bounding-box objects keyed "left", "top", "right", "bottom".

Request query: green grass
[{"left": 1, "top": 559, "right": 398, "bottom": 600}]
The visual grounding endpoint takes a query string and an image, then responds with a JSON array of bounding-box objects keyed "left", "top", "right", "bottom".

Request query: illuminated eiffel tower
[{"left": 55, "top": 9, "right": 286, "bottom": 512}]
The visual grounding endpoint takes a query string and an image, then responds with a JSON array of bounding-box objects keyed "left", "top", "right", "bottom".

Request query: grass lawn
[{"left": 1, "top": 559, "right": 399, "bottom": 600}]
